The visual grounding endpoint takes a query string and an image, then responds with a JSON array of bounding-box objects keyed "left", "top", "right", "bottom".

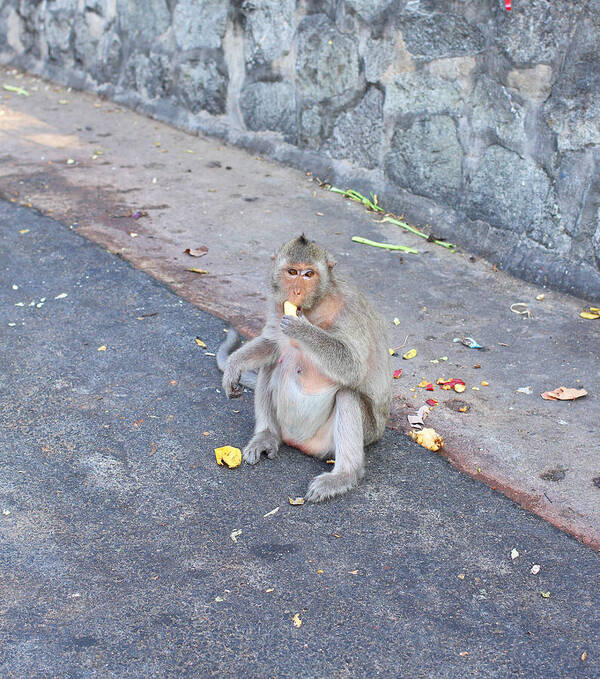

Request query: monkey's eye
[
  {"left": 287, "top": 268, "right": 298, "bottom": 276},
  {"left": 304, "top": 270, "right": 315, "bottom": 278}
]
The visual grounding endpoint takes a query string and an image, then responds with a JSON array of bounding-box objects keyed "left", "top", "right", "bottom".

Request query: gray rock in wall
[
  {"left": 322, "top": 88, "right": 384, "bottom": 170},
  {"left": 471, "top": 76, "right": 526, "bottom": 153},
  {"left": 0, "top": 7, "right": 8, "bottom": 48},
  {"left": 73, "top": 15, "right": 98, "bottom": 72},
  {"left": 555, "top": 151, "right": 596, "bottom": 241},
  {"left": 385, "top": 115, "right": 463, "bottom": 202},
  {"left": 363, "top": 36, "right": 396, "bottom": 84},
  {"left": 466, "top": 145, "right": 551, "bottom": 234},
  {"left": 299, "top": 104, "right": 323, "bottom": 149},
  {"left": 72, "top": 3, "right": 117, "bottom": 76},
  {"left": 45, "top": 0, "right": 75, "bottom": 61},
  {"left": 241, "top": 0, "right": 295, "bottom": 68},
  {"left": 384, "top": 71, "right": 463, "bottom": 121},
  {"left": 117, "top": 0, "right": 170, "bottom": 44},
  {"left": 173, "top": 0, "right": 228, "bottom": 51},
  {"left": 6, "top": 0, "right": 43, "bottom": 59},
  {"left": 594, "top": 211, "right": 600, "bottom": 268},
  {"left": 296, "top": 14, "right": 361, "bottom": 103},
  {"left": 96, "top": 31, "right": 122, "bottom": 84},
  {"left": 401, "top": 14, "right": 485, "bottom": 61},
  {"left": 147, "top": 52, "right": 176, "bottom": 100},
  {"left": 506, "top": 65, "right": 553, "bottom": 103},
  {"left": 496, "top": 0, "right": 580, "bottom": 67},
  {"left": 176, "top": 55, "right": 228, "bottom": 116},
  {"left": 120, "top": 45, "right": 178, "bottom": 102},
  {"left": 345, "top": 0, "right": 395, "bottom": 23},
  {"left": 546, "top": 4, "right": 600, "bottom": 152},
  {"left": 240, "top": 80, "right": 297, "bottom": 143}
]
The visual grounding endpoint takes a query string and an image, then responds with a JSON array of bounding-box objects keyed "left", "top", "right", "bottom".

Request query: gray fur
[
  {"left": 220, "top": 237, "right": 392, "bottom": 501},
  {"left": 305, "top": 389, "right": 366, "bottom": 502},
  {"left": 243, "top": 363, "right": 281, "bottom": 463},
  {"left": 216, "top": 328, "right": 242, "bottom": 372}
]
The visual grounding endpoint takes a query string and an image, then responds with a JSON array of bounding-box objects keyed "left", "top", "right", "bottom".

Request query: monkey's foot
[
  {"left": 305, "top": 470, "right": 363, "bottom": 502},
  {"left": 243, "top": 430, "right": 280, "bottom": 465}
]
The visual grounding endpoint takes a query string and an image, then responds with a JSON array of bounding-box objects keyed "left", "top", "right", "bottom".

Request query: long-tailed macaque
[{"left": 217, "top": 235, "right": 392, "bottom": 502}]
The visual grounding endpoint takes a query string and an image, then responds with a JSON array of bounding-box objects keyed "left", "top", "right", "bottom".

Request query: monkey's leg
[
  {"left": 243, "top": 364, "right": 282, "bottom": 465},
  {"left": 305, "top": 389, "right": 365, "bottom": 502}
]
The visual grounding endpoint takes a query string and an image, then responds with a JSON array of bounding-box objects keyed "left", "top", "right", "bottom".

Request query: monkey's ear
[
  {"left": 327, "top": 258, "right": 336, "bottom": 270},
  {"left": 271, "top": 252, "right": 277, "bottom": 261}
]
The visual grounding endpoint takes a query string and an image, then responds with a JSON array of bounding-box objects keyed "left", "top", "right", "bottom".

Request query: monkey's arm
[
  {"left": 280, "top": 315, "right": 367, "bottom": 388},
  {"left": 223, "top": 335, "right": 279, "bottom": 398}
]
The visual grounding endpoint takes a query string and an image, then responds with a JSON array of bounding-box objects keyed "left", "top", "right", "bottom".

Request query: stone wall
[{"left": 1, "top": 0, "right": 599, "bottom": 299}]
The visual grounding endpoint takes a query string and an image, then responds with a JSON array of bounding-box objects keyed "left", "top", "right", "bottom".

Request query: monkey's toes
[
  {"left": 242, "top": 432, "right": 279, "bottom": 465},
  {"left": 242, "top": 445, "right": 261, "bottom": 465},
  {"left": 305, "top": 471, "right": 359, "bottom": 502}
]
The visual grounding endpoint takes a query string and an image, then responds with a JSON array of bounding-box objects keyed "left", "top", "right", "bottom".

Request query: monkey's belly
[
  {"left": 285, "top": 415, "right": 334, "bottom": 457},
  {"left": 275, "top": 372, "right": 336, "bottom": 455}
]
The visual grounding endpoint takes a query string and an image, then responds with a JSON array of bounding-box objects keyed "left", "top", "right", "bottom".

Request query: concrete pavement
[
  {"left": 1, "top": 198, "right": 599, "bottom": 678},
  {"left": 0, "top": 67, "right": 599, "bottom": 549}
]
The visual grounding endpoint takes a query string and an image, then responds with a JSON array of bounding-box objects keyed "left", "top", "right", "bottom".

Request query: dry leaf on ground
[
  {"left": 184, "top": 245, "right": 208, "bottom": 257},
  {"left": 541, "top": 386, "right": 588, "bottom": 401}
]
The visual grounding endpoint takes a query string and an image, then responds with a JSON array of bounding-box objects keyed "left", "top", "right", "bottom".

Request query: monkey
[{"left": 217, "top": 235, "right": 392, "bottom": 502}]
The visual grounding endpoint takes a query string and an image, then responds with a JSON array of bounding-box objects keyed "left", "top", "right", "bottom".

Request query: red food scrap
[
  {"left": 437, "top": 378, "right": 466, "bottom": 391},
  {"left": 393, "top": 369, "right": 403, "bottom": 379},
  {"left": 426, "top": 399, "right": 438, "bottom": 406}
]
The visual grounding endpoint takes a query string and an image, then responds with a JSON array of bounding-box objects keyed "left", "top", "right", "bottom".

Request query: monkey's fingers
[
  {"left": 228, "top": 383, "right": 244, "bottom": 398},
  {"left": 280, "top": 314, "right": 302, "bottom": 335},
  {"left": 223, "top": 378, "right": 243, "bottom": 398}
]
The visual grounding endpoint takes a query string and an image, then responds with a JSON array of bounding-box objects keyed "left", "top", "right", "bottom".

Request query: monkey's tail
[{"left": 216, "top": 328, "right": 257, "bottom": 391}]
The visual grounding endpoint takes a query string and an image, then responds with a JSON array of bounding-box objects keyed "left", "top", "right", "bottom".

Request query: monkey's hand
[
  {"left": 280, "top": 313, "right": 312, "bottom": 339},
  {"left": 222, "top": 362, "right": 244, "bottom": 398}
]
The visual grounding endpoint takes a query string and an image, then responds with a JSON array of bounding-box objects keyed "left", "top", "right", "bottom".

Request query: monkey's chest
[{"left": 277, "top": 344, "right": 335, "bottom": 393}]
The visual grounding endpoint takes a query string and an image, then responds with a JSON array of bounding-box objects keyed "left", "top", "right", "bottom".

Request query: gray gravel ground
[{"left": 1, "top": 199, "right": 599, "bottom": 678}]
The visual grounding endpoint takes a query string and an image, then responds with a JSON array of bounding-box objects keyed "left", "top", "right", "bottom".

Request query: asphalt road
[{"left": 1, "top": 199, "right": 599, "bottom": 678}]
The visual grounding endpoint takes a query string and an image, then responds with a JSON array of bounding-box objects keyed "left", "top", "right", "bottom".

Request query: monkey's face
[{"left": 279, "top": 262, "right": 323, "bottom": 310}]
